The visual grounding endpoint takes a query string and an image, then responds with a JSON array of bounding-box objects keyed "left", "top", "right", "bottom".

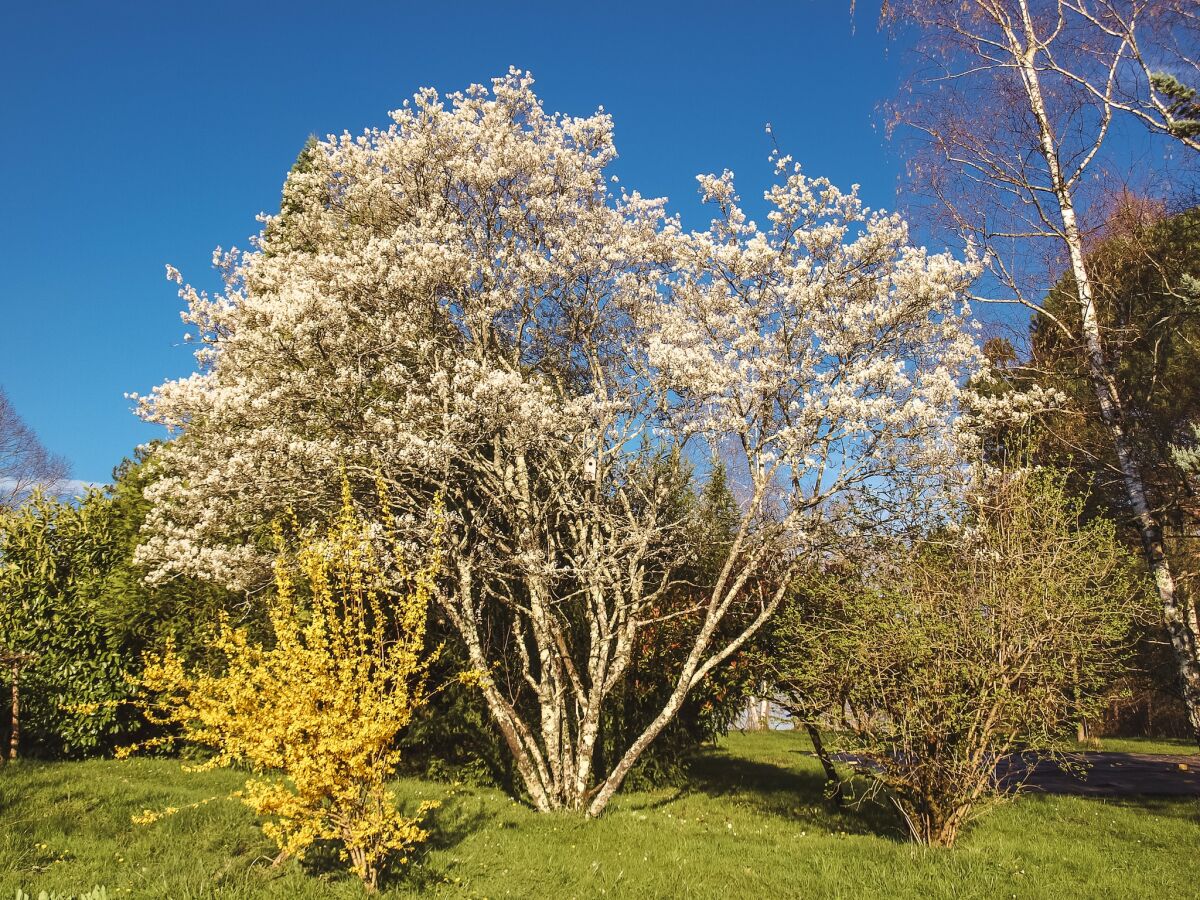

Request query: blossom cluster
[{"left": 135, "top": 72, "right": 987, "bottom": 590}]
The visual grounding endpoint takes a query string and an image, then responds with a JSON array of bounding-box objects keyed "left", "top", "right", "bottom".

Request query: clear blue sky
[{"left": 0, "top": 0, "right": 905, "bottom": 484}]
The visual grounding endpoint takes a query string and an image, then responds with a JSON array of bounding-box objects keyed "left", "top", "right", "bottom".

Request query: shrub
[
  {"left": 129, "top": 480, "right": 441, "bottom": 890},
  {"left": 0, "top": 491, "right": 132, "bottom": 759},
  {"left": 0, "top": 448, "right": 238, "bottom": 761},
  {"left": 770, "top": 468, "right": 1149, "bottom": 846}
]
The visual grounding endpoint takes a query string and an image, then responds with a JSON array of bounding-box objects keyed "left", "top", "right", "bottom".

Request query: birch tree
[
  {"left": 882, "top": 0, "right": 1200, "bottom": 740},
  {"left": 135, "top": 71, "right": 981, "bottom": 816}
]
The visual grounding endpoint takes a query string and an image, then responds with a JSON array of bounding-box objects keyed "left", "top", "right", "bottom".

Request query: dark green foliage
[
  {"left": 1151, "top": 72, "right": 1200, "bottom": 140},
  {"left": 1054, "top": 204, "right": 1200, "bottom": 635},
  {"left": 262, "top": 136, "right": 325, "bottom": 257},
  {"left": 0, "top": 446, "right": 239, "bottom": 758},
  {"left": 398, "top": 624, "right": 514, "bottom": 789},
  {"left": 84, "top": 446, "right": 236, "bottom": 663},
  {"left": 1029, "top": 205, "right": 1200, "bottom": 527},
  {"left": 0, "top": 490, "right": 135, "bottom": 757},
  {"left": 974, "top": 207, "right": 1200, "bottom": 533}
]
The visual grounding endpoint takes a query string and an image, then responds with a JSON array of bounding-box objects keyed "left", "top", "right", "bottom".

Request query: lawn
[{"left": 1, "top": 731, "right": 1196, "bottom": 899}]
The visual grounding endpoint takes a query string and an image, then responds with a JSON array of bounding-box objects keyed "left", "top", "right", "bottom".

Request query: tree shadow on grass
[
  {"left": 275, "top": 797, "right": 493, "bottom": 893},
  {"left": 673, "top": 746, "right": 907, "bottom": 841},
  {"left": 390, "top": 798, "right": 507, "bottom": 892},
  {"left": 626, "top": 786, "right": 690, "bottom": 812}
]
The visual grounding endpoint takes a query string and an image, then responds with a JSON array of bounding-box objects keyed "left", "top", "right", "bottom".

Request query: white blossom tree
[{"left": 136, "top": 70, "right": 981, "bottom": 816}]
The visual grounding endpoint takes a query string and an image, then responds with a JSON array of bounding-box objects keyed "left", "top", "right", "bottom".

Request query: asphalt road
[
  {"left": 829, "top": 750, "right": 1200, "bottom": 796},
  {"left": 998, "top": 752, "right": 1200, "bottom": 797}
]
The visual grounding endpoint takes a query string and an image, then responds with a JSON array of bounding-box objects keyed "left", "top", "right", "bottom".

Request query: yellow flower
[{"left": 127, "top": 477, "right": 442, "bottom": 891}]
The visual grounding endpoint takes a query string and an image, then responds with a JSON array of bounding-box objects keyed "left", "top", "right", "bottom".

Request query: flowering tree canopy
[{"left": 136, "top": 70, "right": 982, "bottom": 816}]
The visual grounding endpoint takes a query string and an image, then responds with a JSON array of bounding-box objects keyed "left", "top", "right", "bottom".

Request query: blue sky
[{"left": 0, "top": 1, "right": 906, "bottom": 484}]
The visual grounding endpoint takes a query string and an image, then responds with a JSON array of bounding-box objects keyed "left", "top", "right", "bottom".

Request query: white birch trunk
[{"left": 1013, "top": 0, "right": 1200, "bottom": 740}]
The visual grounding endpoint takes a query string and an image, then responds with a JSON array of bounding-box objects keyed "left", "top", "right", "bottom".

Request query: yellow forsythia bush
[{"left": 133, "top": 480, "right": 441, "bottom": 891}]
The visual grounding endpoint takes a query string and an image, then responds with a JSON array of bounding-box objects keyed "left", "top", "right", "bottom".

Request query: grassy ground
[
  {"left": 1070, "top": 734, "right": 1197, "bottom": 755},
  {"left": 1, "top": 732, "right": 1196, "bottom": 899}
]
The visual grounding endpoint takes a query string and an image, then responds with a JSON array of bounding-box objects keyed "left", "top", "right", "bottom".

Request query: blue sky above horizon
[{"left": 1, "top": 0, "right": 909, "bottom": 484}]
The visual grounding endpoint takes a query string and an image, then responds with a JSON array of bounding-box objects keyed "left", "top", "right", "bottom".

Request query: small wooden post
[
  {"left": 1, "top": 651, "right": 34, "bottom": 762},
  {"left": 9, "top": 661, "right": 19, "bottom": 761}
]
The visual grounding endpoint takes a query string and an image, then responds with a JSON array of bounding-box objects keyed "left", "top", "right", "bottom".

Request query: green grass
[
  {"left": 1069, "top": 735, "right": 1198, "bottom": 755},
  {"left": 2, "top": 732, "right": 1196, "bottom": 899}
]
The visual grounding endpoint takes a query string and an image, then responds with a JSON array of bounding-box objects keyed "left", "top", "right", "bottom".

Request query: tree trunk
[
  {"left": 9, "top": 663, "right": 19, "bottom": 761},
  {"left": 804, "top": 723, "right": 843, "bottom": 805},
  {"left": 1073, "top": 658, "right": 1089, "bottom": 745},
  {"left": 586, "top": 572, "right": 788, "bottom": 817},
  {"left": 588, "top": 682, "right": 689, "bottom": 817},
  {"left": 1013, "top": 2, "right": 1200, "bottom": 744},
  {"left": 447, "top": 561, "right": 556, "bottom": 810},
  {"left": 745, "top": 696, "right": 762, "bottom": 730}
]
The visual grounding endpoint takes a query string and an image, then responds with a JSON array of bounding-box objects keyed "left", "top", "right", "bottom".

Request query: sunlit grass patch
[{"left": 2, "top": 732, "right": 1196, "bottom": 898}]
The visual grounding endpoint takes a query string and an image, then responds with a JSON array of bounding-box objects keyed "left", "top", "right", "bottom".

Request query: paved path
[
  {"left": 830, "top": 751, "right": 1200, "bottom": 797},
  {"left": 999, "top": 752, "right": 1200, "bottom": 797}
]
